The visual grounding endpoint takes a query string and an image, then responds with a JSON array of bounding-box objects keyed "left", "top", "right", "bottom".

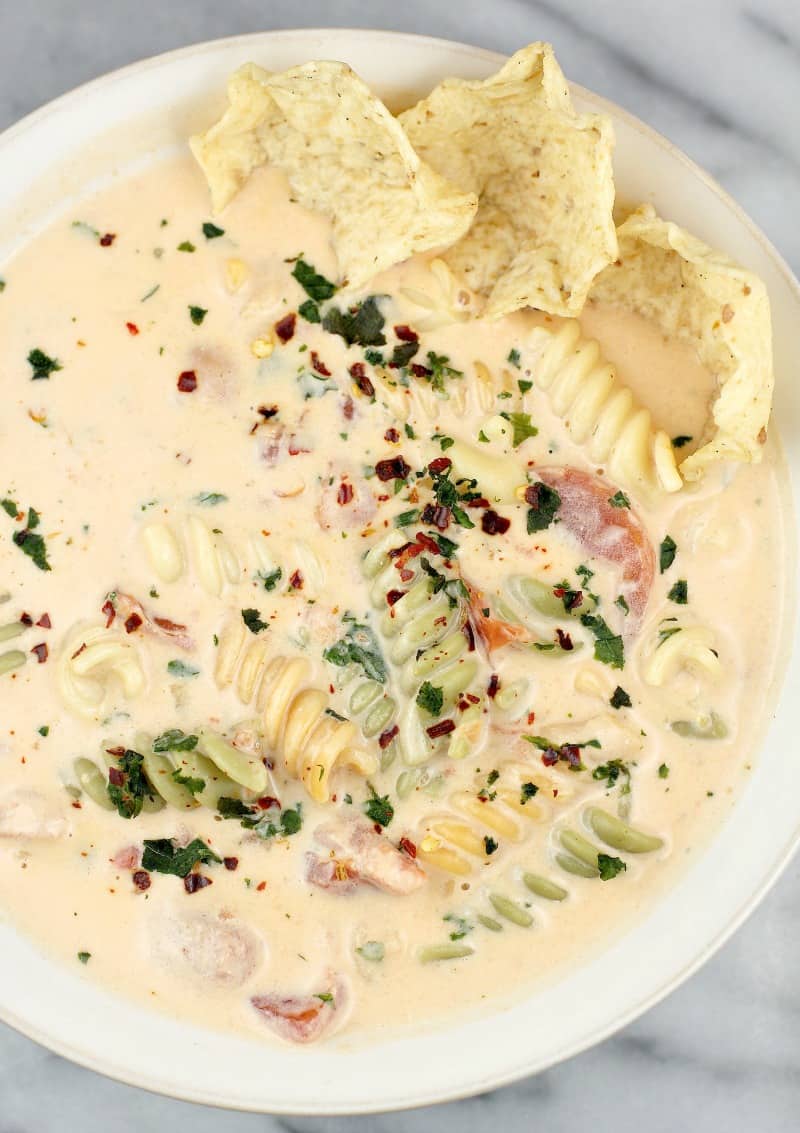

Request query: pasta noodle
[
  {"left": 57, "top": 621, "right": 146, "bottom": 719},
  {"left": 642, "top": 622, "right": 722, "bottom": 686},
  {"left": 213, "top": 619, "right": 376, "bottom": 802},
  {"left": 523, "top": 320, "right": 682, "bottom": 499}
]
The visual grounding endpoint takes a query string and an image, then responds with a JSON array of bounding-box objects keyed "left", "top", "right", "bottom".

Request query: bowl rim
[{"left": 0, "top": 26, "right": 799, "bottom": 1115}]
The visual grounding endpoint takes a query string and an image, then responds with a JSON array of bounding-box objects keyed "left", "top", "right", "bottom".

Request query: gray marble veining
[{"left": 0, "top": 1, "right": 798, "bottom": 1129}]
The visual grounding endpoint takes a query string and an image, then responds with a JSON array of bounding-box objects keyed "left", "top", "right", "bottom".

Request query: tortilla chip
[
  {"left": 590, "top": 204, "right": 773, "bottom": 480},
  {"left": 399, "top": 43, "right": 617, "bottom": 319},
  {"left": 190, "top": 62, "right": 478, "bottom": 290}
]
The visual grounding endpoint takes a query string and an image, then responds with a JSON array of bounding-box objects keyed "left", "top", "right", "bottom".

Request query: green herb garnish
[
  {"left": 608, "top": 490, "right": 630, "bottom": 509},
  {"left": 292, "top": 259, "right": 336, "bottom": 302},
  {"left": 667, "top": 579, "right": 688, "bottom": 604},
  {"left": 106, "top": 749, "right": 149, "bottom": 819},
  {"left": 241, "top": 608, "right": 268, "bottom": 634},
  {"left": 364, "top": 783, "right": 393, "bottom": 828},
  {"left": 141, "top": 837, "right": 221, "bottom": 877},
  {"left": 188, "top": 305, "right": 207, "bottom": 325},
  {"left": 322, "top": 296, "right": 385, "bottom": 347},
  {"left": 610, "top": 686, "right": 632, "bottom": 709},
  {"left": 202, "top": 222, "right": 225, "bottom": 239},
  {"left": 580, "top": 613, "right": 624, "bottom": 669},
  {"left": 323, "top": 618, "right": 387, "bottom": 682},
  {"left": 28, "top": 348, "right": 62, "bottom": 381},
  {"left": 597, "top": 853, "right": 627, "bottom": 881},
  {"left": 526, "top": 483, "right": 561, "bottom": 534},
  {"left": 500, "top": 411, "right": 538, "bottom": 447},
  {"left": 166, "top": 659, "right": 199, "bottom": 678},
  {"left": 257, "top": 567, "right": 283, "bottom": 591},
  {"left": 416, "top": 681, "right": 444, "bottom": 717},
  {"left": 152, "top": 729, "right": 198, "bottom": 753},
  {"left": 659, "top": 535, "right": 677, "bottom": 573}
]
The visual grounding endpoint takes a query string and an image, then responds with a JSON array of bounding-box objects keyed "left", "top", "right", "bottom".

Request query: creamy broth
[{"left": 0, "top": 154, "right": 788, "bottom": 1046}]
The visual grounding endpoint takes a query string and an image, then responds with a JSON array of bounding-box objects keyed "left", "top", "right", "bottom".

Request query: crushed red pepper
[
  {"left": 177, "top": 370, "right": 197, "bottom": 392},
  {"left": 274, "top": 312, "right": 296, "bottom": 343}
]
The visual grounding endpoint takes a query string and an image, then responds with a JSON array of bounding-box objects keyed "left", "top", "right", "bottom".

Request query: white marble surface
[{"left": 1, "top": 1, "right": 799, "bottom": 1128}]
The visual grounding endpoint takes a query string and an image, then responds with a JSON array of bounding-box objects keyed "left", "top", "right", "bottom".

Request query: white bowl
[{"left": 0, "top": 28, "right": 798, "bottom": 1115}]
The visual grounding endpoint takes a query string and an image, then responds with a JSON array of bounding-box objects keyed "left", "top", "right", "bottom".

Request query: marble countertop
[{"left": 1, "top": 1, "right": 799, "bottom": 1129}]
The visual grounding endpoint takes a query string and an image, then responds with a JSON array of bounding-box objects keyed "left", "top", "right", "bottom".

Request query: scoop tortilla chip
[
  {"left": 190, "top": 61, "right": 477, "bottom": 290},
  {"left": 399, "top": 43, "right": 617, "bottom": 319},
  {"left": 590, "top": 204, "right": 773, "bottom": 480}
]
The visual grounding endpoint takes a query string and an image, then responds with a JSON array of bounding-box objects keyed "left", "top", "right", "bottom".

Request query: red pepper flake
[
  {"left": 375, "top": 456, "right": 411, "bottom": 482},
  {"left": 391, "top": 541, "right": 425, "bottom": 574},
  {"left": 337, "top": 481, "right": 354, "bottom": 506},
  {"left": 393, "top": 325, "right": 419, "bottom": 342},
  {"left": 108, "top": 766, "right": 125, "bottom": 787},
  {"left": 556, "top": 628, "right": 574, "bottom": 651},
  {"left": 101, "top": 600, "right": 116, "bottom": 628},
  {"left": 411, "top": 363, "right": 432, "bottom": 378},
  {"left": 524, "top": 483, "right": 546, "bottom": 507},
  {"left": 481, "top": 509, "right": 511, "bottom": 536},
  {"left": 427, "top": 719, "right": 456, "bottom": 739},
  {"left": 462, "top": 621, "right": 476, "bottom": 652},
  {"left": 414, "top": 531, "right": 440, "bottom": 555},
  {"left": 386, "top": 588, "right": 406, "bottom": 606},
  {"left": 428, "top": 456, "right": 452, "bottom": 475},
  {"left": 132, "top": 870, "right": 151, "bottom": 891},
  {"left": 398, "top": 835, "right": 418, "bottom": 858},
  {"left": 258, "top": 405, "right": 279, "bottom": 420},
  {"left": 35, "top": 613, "right": 51, "bottom": 629},
  {"left": 541, "top": 748, "right": 559, "bottom": 767},
  {"left": 31, "top": 642, "right": 48, "bottom": 664},
  {"left": 341, "top": 395, "right": 355, "bottom": 421},
  {"left": 177, "top": 369, "right": 198, "bottom": 392},
  {"left": 256, "top": 881, "right": 267, "bottom": 892},
  {"left": 274, "top": 312, "right": 297, "bottom": 343},
  {"left": 467, "top": 496, "right": 491, "bottom": 509},
  {"left": 256, "top": 796, "right": 281, "bottom": 811},
  {"left": 184, "top": 873, "right": 212, "bottom": 894},
  {"left": 487, "top": 674, "right": 500, "bottom": 699},
  {"left": 466, "top": 692, "right": 480, "bottom": 704},
  {"left": 379, "top": 725, "right": 399, "bottom": 749},
  {"left": 125, "top": 322, "right": 139, "bottom": 336},
  {"left": 223, "top": 856, "right": 239, "bottom": 871},
  {"left": 349, "top": 363, "right": 375, "bottom": 399},
  {"left": 124, "top": 613, "right": 143, "bottom": 634},
  {"left": 527, "top": 711, "right": 536, "bottom": 726},
  {"left": 20, "top": 612, "right": 33, "bottom": 627},
  {"left": 153, "top": 615, "right": 188, "bottom": 635},
  {"left": 384, "top": 427, "right": 400, "bottom": 443},
  {"left": 289, "top": 569, "right": 304, "bottom": 590},
  {"left": 310, "top": 351, "right": 331, "bottom": 377},
  {"left": 399, "top": 568, "right": 414, "bottom": 583},
  {"left": 99, "top": 233, "right": 116, "bottom": 247}
]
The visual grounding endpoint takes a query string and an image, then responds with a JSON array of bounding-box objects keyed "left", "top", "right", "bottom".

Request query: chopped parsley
[
  {"left": 597, "top": 853, "right": 627, "bottom": 881},
  {"left": 483, "top": 835, "right": 499, "bottom": 855},
  {"left": 364, "top": 347, "right": 384, "bottom": 365},
  {"left": 659, "top": 535, "right": 677, "bottom": 573},
  {"left": 292, "top": 258, "right": 337, "bottom": 302},
  {"left": 171, "top": 769, "right": 206, "bottom": 796},
  {"left": 518, "top": 378, "right": 533, "bottom": 394},
  {"left": 27, "top": 348, "right": 62, "bottom": 381},
  {"left": 77, "top": 952, "right": 91, "bottom": 964},
  {"left": 500, "top": 411, "right": 538, "bottom": 448},
  {"left": 364, "top": 783, "right": 394, "bottom": 828},
  {"left": 520, "top": 781, "right": 539, "bottom": 804},
  {"left": 608, "top": 490, "right": 630, "bottom": 509},
  {"left": 193, "top": 491, "right": 227, "bottom": 506},
  {"left": 672, "top": 435, "right": 692, "bottom": 448},
  {"left": 667, "top": 579, "right": 688, "bottom": 604},
  {"left": 38, "top": 725, "right": 49, "bottom": 737},
  {"left": 507, "top": 348, "right": 521, "bottom": 368},
  {"left": 658, "top": 763, "right": 670, "bottom": 779},
  {"left": 404, "top": 423, "right": 416, "bottom": 440},
  {"left": 390, "top": 341, "right": 419, "bottom": 368},
  {"left": 322, "top": 296, "right": 385, "bottom": 347},
  {"left": 177, "top": 240, "right": 196, "bottom": 253},
  {"left": 526, "top": 482, "right": 561, "bottom": 534},
  {"left": 420, "top": 351, "right": 463, "bottom": 394},
  {"left": 166, "top": 659, "right": 199, "bottom": 678},
  {"left": 241, "top": 607, "right": 268, "bottom": 634},
  {"left": 615, "top": 594, "right": 630, "bottom": 615},
  {"left": 202, "top": 222, "right": 225, "bottom": 239},
  {"left": 323, "top": 617, "right": 387, "bottom": 682},
  {"left": 394, "top": 509, "right": 420, "bottom": 528},
  {"left": 188, "top": 305, "right": 208, "bottom": 325},
  {"left": 141, "top": 836, "right": 221, "bottom": 877},
  {"left": 478, "top": 769, "right": 500, "bottom": 801},
  {"left": 257, "top": 567, "right": 283, "bottom": 591},
  {"left": 11, "top": 515, "right": 51, "bottom": 571},
  {"left": 416, "top": 681, "right": 444, "bottom": 717},
  {"left": 610, "top": 686, "right": 632, "bottom": 709},
  {"left": 592, "top": 759, "right": 631, "bottom": 797},
  {"left": 444, "top": 913, "right": 473, "bottom": 940},
  {"left": 298, "top": 298, "right": 321, "bottom": 323},
  {"left": 106, "top": 749, "right": 150, "bottom": 819},
  {"left": 152, "top": 729, "right": 198, "bottom": 753},
  {"left": 1, "top": 499, "right": 17, "bottom": 518},
  {"left": 580, "top": 613, "right": 624, "bottom": 669}
]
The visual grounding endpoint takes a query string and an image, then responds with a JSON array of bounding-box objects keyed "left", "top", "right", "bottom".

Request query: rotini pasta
[
  {"left": 57, "top": 622, "right": 146, "bottom": 719},
  {"left": 523, "top": 320, "right": 682, "bottom": 499}
]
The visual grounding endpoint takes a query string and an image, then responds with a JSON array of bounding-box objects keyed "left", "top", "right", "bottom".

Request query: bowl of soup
[{"left": 0, "top": 28, "right": 797, "bottom": 1114}]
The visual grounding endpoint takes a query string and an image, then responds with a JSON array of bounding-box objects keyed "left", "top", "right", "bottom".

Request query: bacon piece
[
  {"left": 251, "top": 977, "right": 346, "bottom": 1044},
  {"left": 113, "top": 592, "right": 194, "bottom": 650},
  {"left": 312, "top": 817, "right": 426, "bottom": 896},
  {"left": 534, "top": 467, "right": 655, "bottom": 628},
  {"left": 466, "top": 583, "right": 531, "bottom": 653}
]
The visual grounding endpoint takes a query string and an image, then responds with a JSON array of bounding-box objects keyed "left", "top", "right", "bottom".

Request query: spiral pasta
[
  {"left": 73, "top": 727, "right": 267, "bottom": 815},
  {"left": 642, "top": 622, "right": 722, "bottom": 686},
  {"left": 523, "top": 320, "right": 682, "bottom": 499},
  {"left": 361, "top": 530, "right": 488, "bottom": 766},
  {"left": 213, "top": 621, "right": 376, "bottom": 802},
  {"left": 416, "top": 761, "right": 568, "bottom": 876},
  {"left": 57, "top": 621, "right": 146, "bottom": 719}
]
